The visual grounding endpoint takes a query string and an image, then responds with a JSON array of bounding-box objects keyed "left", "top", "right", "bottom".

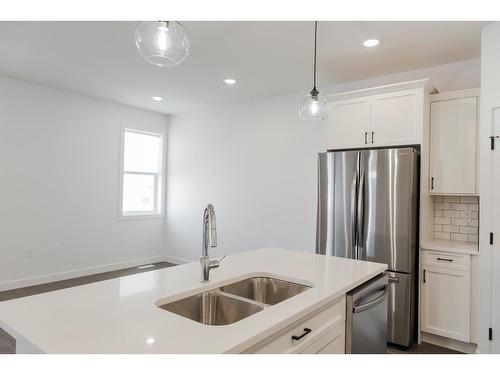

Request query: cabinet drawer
[
  {"left": 422, "top": 250, "right": 470, "bottom": 271},
  {"left": 246, "top": 296, "right": 346, "bottom": 354},
  {"left": 300, "top": 322, "right": 345, "bottom": 354}
]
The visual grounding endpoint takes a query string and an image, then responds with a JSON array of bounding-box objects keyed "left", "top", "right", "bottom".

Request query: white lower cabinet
[
  {"left": 421, "top": 251, "right": 471, "bottom": 342},
  {"left": 244, "top": 296, "right": 346, "bottom": 354},
  {"left": 300, "top": 322, "right": 345, "bottom": 354}
]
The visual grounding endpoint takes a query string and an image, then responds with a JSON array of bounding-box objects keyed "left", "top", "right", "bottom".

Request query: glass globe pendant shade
[
  {"left": 134, "top": 21, "right": 190, "bottom": 67},
  {"left": 299, "top": 88, "right": 328, "bottom": 120}
]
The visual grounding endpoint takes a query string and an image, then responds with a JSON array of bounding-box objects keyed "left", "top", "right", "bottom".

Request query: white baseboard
[
  {"left": 421, "top": 332, "right": 478, "bottom": 354},
  {"left": 164, "top": 255, "right": 193, "bottom": 265},
  {"left": 0, "top": 255, "right": 175, "bottom": 292}
]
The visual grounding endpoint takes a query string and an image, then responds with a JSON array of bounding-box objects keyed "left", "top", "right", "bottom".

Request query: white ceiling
[{"left": 0, "top": 21, "right": 488, "bottom": 115}]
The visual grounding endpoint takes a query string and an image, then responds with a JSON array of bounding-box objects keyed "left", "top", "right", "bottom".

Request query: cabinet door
[
  {"left": 421, "top": 265, "right": 471, "bottom": 342},
  {"left": 370, "top": 89, "right": 421, "bottom": 146},
  {"left": 429, "top": 97, "right": 477, "bottom": 194},
  {"left": 300, "top": 322, "right": 345, "bottom": 354},
  {"left": 327, "top": 98, "right": 370, "bottom": 150}
]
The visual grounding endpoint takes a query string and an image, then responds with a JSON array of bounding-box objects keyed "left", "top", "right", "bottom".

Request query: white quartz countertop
[
  {"left": 0, "top": 248, "right": 387, "bottom": 353},
  {"left": 421, "top": 239, "right": 479, "bottom": 255}
]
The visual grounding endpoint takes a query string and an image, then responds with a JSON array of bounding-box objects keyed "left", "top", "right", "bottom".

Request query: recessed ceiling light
[
  {"left": 146, "top": 338, "right": 155, "bottom": 344},
  {"left": 224, "top": 78, "right": 237, "bottom": 85},
  {"left": 363, "top": 39, "right": 380, "bottom": 47},
  {"left": 152, "top": 96, "right": 163, "bottom": 101}
]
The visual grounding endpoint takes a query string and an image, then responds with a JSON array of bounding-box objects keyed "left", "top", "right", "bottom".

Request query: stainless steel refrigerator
[{"left": 316, "top": 147, "right": 418, "bottom": 348}]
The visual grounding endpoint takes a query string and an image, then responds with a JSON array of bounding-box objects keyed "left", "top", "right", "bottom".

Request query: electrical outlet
[
  {"left": 464, "top": 211, "right": 472, "bottom": 224},
  {"left": 50, "top": 244, "right": 58, "bottom": 255},
  {"left": 25, "top": 247, "right": 34, "bottom": 258}
]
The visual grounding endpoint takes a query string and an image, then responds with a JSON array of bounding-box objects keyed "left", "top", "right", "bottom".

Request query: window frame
[{"left": 118, "top": 127, "right": 165, "bottom": 220}]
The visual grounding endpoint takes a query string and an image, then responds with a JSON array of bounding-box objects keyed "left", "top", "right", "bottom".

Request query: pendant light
[
  {"left": 299, "top": 21, "right": 328, "bottom": 120},
  {"left": 134, "top": 21, "right": 190, "bottom": 67}
]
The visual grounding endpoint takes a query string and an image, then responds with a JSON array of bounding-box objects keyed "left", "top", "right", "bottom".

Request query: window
[{"left": 120, "top": 128, "right": 164, "bottom": 218}]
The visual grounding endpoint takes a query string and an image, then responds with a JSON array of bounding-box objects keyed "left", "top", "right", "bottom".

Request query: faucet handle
[{"left": 209, "top": 253, "right": 226, "bottom": 269}]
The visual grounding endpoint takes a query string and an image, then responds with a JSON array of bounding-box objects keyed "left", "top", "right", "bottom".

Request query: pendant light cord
[{"left": 313, "top": 20, "right": 318, "bottom": 91}]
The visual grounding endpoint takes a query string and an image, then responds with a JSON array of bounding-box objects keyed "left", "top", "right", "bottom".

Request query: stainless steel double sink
[{"left": 157, "top": 277, "right": 311, "bottom": 326}]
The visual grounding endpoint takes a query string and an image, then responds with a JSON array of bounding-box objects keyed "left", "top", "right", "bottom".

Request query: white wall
[
  {"left": 166, "top": 59, "right": 481, "bottom": 263},
  {"left": 478, "top": 22, "right": 500, "bottom": 353},
  {"left": 0, "top": 75, "right": 168, "bottom": 290}
]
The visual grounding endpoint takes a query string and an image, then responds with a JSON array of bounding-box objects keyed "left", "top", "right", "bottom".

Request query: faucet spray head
[{"left": 208, "top": 211, "right": 217, "bottom": 247}]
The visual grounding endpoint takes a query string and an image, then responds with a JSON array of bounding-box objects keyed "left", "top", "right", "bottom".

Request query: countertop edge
[{"left": 421, "top": 240, "right": 479, "bottom": 255}]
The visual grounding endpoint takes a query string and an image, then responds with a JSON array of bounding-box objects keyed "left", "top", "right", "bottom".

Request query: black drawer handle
[
  {"left": 437, "top": 257, "right": 453, "bottom": 262},
  {"left": 292, "top": 328, "right": 312, "bottom": 341}
]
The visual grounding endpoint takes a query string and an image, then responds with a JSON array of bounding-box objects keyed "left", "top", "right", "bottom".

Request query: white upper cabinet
[
  {"left": 371, "top": 89, "right": 422, "bottom": 146},
  {"left": 429, "top": 90, "right": 479, "bottom": 195},
  {"left": 326, "top": 80, "right": 430, "bottom": 150},
  {"left": 327, "top": 97, "right": 370, "bottom": 149}
]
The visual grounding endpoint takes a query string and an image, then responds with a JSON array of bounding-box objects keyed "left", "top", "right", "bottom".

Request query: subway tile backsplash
[{"left": 433, "top": 195, "right": 479, "bottom": 243}]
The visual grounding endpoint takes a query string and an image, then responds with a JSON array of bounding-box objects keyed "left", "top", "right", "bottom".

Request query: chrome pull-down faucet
[{"left": 200, "top": 204, "right": 222, "bottom": 282}]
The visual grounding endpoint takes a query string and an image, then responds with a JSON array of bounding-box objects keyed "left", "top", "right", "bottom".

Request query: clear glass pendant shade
[
  {"left": 299, "top": 21, "right": 328, "bottom": 121},
  {"left": 299, "top": 89, "right": 328, "bottom": 120},
  {"left": 134, "top": 21, "right": 190, "bottom": 67}
]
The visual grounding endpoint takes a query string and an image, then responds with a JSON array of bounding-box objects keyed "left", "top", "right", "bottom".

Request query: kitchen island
[{"left": 0, "top": 248, "right": 386, "bottom": 353}]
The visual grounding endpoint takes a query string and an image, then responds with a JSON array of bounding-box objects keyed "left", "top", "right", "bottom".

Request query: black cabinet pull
[
  {"left": 292, "top": 328, "right": 312, "bottom": 341},
  {"left": 371, "top": 131, "right": 374, "bottom": 143},
  {"left": 431, "top": 177, "right": 434, "bottom": 190},
  {"left": 437, "top": 257, "right": 453, "bottom": 262},
  {"left": 364, "top": 132, "right": 368, "bottom": 144},
  {"left": 423, "top": 269, "right": 426, "bottom": 283}
]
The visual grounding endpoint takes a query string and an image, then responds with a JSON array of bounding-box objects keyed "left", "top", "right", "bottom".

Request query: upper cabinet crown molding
[
  {"left": 325, "top": 79, "right": 435, "bottom": 103},
  {"left": 430, "top": 88, "right": 480, "bottom": 102}
]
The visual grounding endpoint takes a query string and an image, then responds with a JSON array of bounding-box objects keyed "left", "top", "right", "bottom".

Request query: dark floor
[
  {"left": 387, "top": 342, "right": 462, "bottom": 354},
  {"left": 0, "top": 261, "right": 174, "bottom": 302},
  {"left": 0, "top": 261, "right": 174, "bottom": 354}
]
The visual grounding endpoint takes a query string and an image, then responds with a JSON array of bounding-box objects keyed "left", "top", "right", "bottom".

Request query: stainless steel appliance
[
  {"left": 346, "top": 273, "right": 389, "bottom": 353},
  {"left": 316, "top": 147, "right": 418, "bottom": 348}
]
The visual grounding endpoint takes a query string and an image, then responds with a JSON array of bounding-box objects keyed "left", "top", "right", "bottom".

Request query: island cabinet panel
[
  {"left": 421, "top": 251, "right": 471, "bottom": 342},
  {"left": 300, "top": 322, "right": 345, "bottom": 354},
  {"left": 429, "top": 95, "right": 478, "bottom": 195},
  {"left": 244, "top": 296, "right": 346, "bottom": 354}
]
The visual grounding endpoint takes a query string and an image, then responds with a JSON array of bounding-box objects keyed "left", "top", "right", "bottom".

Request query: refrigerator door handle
[
  {"left": 351, "top": 169, "right": 358, "bottom": 250},
  {"left": 357, "top": 167, "right": 365, "bottom": 250}
]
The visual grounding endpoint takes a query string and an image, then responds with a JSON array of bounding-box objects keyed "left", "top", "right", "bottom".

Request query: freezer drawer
[
  {"left": 346, "top": 273, "right": 388, "bottom": 354},
  {"left": 386, "top": 271, "right": 415, "bottom": 347}
]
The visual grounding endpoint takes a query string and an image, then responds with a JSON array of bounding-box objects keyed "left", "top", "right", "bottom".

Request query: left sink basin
[{"left": 158, "top": 290, "right": 264, "bottom": 325}]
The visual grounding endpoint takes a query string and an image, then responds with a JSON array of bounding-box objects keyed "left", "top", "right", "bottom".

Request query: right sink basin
[{"left": 220, "top": 277, "right": 311, "bottom": 305}]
